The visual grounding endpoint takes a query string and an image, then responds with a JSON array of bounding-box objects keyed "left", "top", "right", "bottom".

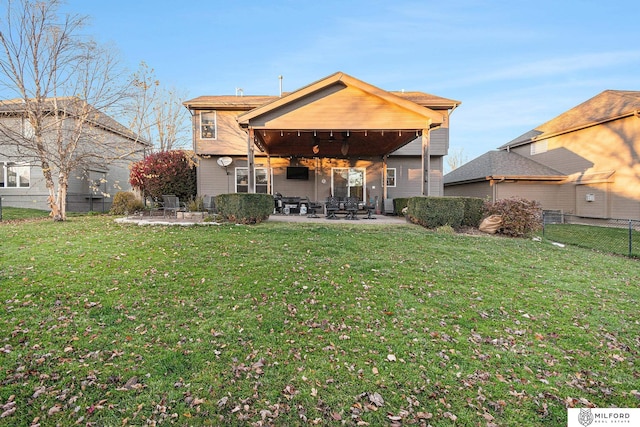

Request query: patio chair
[
  {"left": 325, "top": 196, "right": 340, "bottom": 219},
  {"left": 162, "top": 195, "right": 184, "bottom": 218},
  {"left": 344, "top": 197, "right": 359, "bottom": 220},
  {"left": 305, "top": 196, "right": 322, "bottom": 218},
  {"left": 204, "top": 195, "right": 217, "bottom": 214},
  {"left": 363, "top": 196, "right": 377, "bottom": 219}
]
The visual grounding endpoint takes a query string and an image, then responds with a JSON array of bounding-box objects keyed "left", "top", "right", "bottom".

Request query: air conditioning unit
[{"left": 585, "top": 193, "right": 595, "bottom": 202}]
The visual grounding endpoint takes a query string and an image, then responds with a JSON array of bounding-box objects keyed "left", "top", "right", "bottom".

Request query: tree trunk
[
  {"left": 41, "top": 159, "right": 62, "bottom": 220},
  {"left": 55, "top": 172, "right": 68, "bottom": 221}
]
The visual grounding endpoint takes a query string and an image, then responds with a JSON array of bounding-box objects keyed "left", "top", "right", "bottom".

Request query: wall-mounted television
[{"left": 286, "top": 166, "right": 309, "bottom": 180}]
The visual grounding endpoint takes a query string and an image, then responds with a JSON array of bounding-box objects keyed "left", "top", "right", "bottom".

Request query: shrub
[
  {"left": 110, "top": 191, "right": 144, "bottom": 215},
  {"left": 483, "top": 197, "right": 542, "bottom": 237},
  {"left": 186, "top": 196, "right": 204, "bottom": 212},
  {"left": 407, "top": 197, "right": 465, "bottom": 229},
  {"left": 460, "top": 197, "right": 484, "bottom": 227},
  {"left": 215, "top": 193, "right": 273, "bottom": 224},
  {"left": 393, "top": 198, "right": 410, "bottom": 216},
  {"left": 129, "top": 150, "right": 197, "bottom": 201},
  {"left": 435, "top": 224, "right": 456, "bottom": 235}
]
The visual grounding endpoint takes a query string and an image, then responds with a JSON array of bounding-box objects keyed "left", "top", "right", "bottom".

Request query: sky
[{"left": 61, "top": 0, "right": 640, "bottom": 166}]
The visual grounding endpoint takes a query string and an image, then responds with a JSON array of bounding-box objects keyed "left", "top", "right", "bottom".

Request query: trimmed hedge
[
  {"left": 215, "top": 193, "right": 273, "bottom": 224},
  {"left": 404, "top": 196, "right": 483, "bottom": 229},
  {"left": 407, "top": 196, "right": 465, "bottom": 228},
  {"left": 459, "top": 197, "right": 484, "bottom": 227},
  {"left": 393, "top": 198, "right": 410, "bottom": 216}
]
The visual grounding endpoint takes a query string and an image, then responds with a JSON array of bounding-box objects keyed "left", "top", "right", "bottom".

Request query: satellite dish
[{"left": 217, "top": 157, "right": 233, "bottom": 167}]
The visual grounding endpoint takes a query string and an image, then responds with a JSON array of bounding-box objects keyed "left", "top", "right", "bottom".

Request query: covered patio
[
  {"left": 236, "top": 72, "right": 447, "bottom": 203},
  {"left": 183, "top": 72, "right": 461, "bottom": 209}
]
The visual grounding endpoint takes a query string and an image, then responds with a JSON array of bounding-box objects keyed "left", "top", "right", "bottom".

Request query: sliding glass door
[{"left": 331, "top": 168, "right": 365, "bottom": 201}]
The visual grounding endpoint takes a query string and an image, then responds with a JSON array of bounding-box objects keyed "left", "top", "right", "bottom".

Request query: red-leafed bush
[
  {"left": 483, "top": 197, "right": 542, "bottom": 237},
  {"left": 129, "top": 150, "right": 197, "bottom": 201}
]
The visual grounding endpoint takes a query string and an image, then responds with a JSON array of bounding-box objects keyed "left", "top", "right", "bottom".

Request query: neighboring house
[
  {"left": 444, "top": 90, "right": 640, "bottom": 220},
  {"left": 183, "top": 71, "right": 460, "bottom": 212},
  {"left": 0, "top": 97, "right": 150, "bottom": 212}
]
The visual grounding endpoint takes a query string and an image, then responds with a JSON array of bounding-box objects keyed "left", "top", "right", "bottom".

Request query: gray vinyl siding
[
  {"left": 610, "top": 191, "right": 640, "bottom": 220},
  {"left": 1, "top": 132, "right": 144, "bottom": 212},
  {"left": 496, "top": 181, "right": 563, "bottom": 210},
  {"left": 198, "top": 157, "right": 237, "bottom": 197},
  {"left": 391, "top": 128, "right": 449, "bottom": 156},
  {"left": 575, "top": 183, "right": 609, "bottom": 218},
  {"left": 385, "top": 157, "right": 421, "bottom": 198},
  {"left": 444, "top": 181, "right": 491, "bottom": 199}
]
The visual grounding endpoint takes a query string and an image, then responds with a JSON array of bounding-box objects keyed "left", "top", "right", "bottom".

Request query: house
[
  {"left": 444, "top": 90, "right": 640, "bottom": 220},
  {"left": 183, "top": 72, "right": 460, "bottom": 212},
  {"left": 0, "top": 97, "right": 150, "bottom": 212}
]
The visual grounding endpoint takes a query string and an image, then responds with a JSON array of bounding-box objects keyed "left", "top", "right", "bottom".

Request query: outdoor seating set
[
  {"left": 274, "top": 194, "right": 375, "bottom": 220},
  {"left": 325, "top": 196, "right": 376, "bottom": 220},
  {"left": 150, "top": 195, "right": 216, "bottom": 218}
]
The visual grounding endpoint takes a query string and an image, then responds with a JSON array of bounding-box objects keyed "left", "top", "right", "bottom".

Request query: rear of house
[{"left": 184, "top": 72, "right": 460, "bottom": 213}]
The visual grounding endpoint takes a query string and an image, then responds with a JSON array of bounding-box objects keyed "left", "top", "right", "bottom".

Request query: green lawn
[
  {"left": 0, "top": 206, "right": 51, "bottom": 221},
  {"left": 544, "top": 223, "right": 640, "bottom": 258},
  {"left": 1, "top": 216, "right": 639, "bottom": 426}
]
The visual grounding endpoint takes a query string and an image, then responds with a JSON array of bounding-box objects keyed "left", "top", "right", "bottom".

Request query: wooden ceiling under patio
[{"left": 254, "top": 129, "right": 423, "bottom": 158}]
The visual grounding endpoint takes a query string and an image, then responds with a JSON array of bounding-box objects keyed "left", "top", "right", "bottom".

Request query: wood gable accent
[{"left": 237, "top": 72, "right": 444, "bottom": 157}]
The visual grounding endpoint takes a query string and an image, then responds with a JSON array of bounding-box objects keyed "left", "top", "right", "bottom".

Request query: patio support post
[
  {"left": 382, "top": 155, "right": 388, "bottom": 201},
  {"left": 247, "top": 127, "right": 255, "bottom": 193},
  {"left": 421, "top": 123, "right": 431, "bottom": 196},
  {"left": 266, "top": 153, "right": 272, "bottom": 194}
]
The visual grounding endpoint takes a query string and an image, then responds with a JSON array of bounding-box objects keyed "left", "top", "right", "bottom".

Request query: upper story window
[
  {"left": 200, "top": 111, "right": 217, "bottom": 139},
  {"left": 1, "top": 162, "right": 30, "bottom": 188}
]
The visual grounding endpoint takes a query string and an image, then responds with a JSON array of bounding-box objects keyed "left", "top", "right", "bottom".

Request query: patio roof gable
[{"left": 237, "top": 71, "right": 444, "bottom": 130}]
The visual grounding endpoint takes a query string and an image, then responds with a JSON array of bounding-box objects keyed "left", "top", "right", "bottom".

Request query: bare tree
[
  {"left": 446, "top": 147, "right": 469, "bottom": 172},
  {"left": 129, "top": 62, "right": 190, "bottom": 151},
  {"left": 0, "top": 0, "right": 141, "bottom": 220}
]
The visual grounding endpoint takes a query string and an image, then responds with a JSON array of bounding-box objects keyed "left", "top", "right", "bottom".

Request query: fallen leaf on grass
[
  {"left": 416, "top": 411, "right": 433, "bottom": 419},
  {"left": 48, "top": 404, "right": 62, "bottom": 416},
  {"left": 443, "top": 411, "right": 457, "bottom": 421},
  {"left": 369, "top": 392, "right": 384, "bottom": 407},
  {"left": 1, "top": 404, "right": 16, "bottom": 418}
]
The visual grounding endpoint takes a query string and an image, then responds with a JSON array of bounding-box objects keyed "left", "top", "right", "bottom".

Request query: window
[
  {"left": 200, "top": 111, "right": 217, "bottom": 139},
  {"left": 386, "top": 168, "right": 396, "bottom": 187},
  {"left": 235, "top": 167, "right": 270, "bottom": 193},
  {"left": 2, "top": 162, "right": 30, "bottom": 188},
  {"left": 531, "top": 140, "right": 547, "bottom": 155}
]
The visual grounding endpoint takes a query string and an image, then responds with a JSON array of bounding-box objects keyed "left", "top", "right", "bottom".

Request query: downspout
[{"left": 382, "top": 154, "right": 388, "bottom": 201}]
